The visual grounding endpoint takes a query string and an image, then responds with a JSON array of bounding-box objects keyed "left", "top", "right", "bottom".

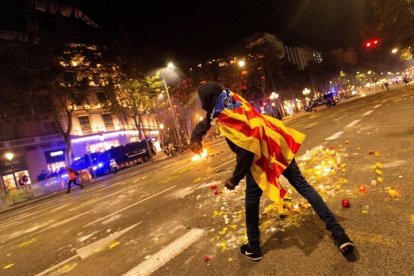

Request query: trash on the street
[
  {"left": 388, "top": 189, "right": 399, "bottom": 198},
  {"left": 204, "top": 255, "right": 211, "bottom": 263},
  {"left": 3, "top": 263, "right": 14, "bottom": 270},
  {"left": 341, "top": 199, "right": 350, "bottom": 208}
]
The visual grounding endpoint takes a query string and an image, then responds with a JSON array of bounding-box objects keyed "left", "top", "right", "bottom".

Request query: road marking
[
  {"left": 68, "top": 185, "right": 138, "bottom": 212},
  {"left": 345, "top": 119, "right": 361, "bottom": 128},
  {"left": 304, "top": 121, "right": 318, "bottom": 129},
  {"left": 123, "top": 228, "right": 206, "bottom": 276},
  {"left": 0, "top": 184, "right": 137, "bottom": 232},
  {"left": 35, "top": 255, "right": 79, "bottom": 276},
  {"left": 77, "top": 222, "right": 141, "bottom": 259},
  {"left": 83, "top": 186, "right": 176, "bottom": 227},
  {"left": 36, "top": 222, "right": 141, "bottom": 276},
  {"left": 334, "top": 115, "right": 347, "bottom": 121},
  {"left": 213, "top": 160, "right": 234, "bottom": 170},
  {"left": 363, "top": 110, "right": 374, "bottom": 116},
  {"left": 325, "top": 131, "right": 344, "bottom": 141},
  {"left": 373, "top": 104, "right": 381, "bottom": 109},
  {"left": 0, "top": 212, "right": 93, "bottom": 246}
]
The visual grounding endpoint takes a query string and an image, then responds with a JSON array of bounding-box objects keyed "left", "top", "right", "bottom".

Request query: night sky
[
  {"left": 76, "top": 0, "right": 366, "bottom": 60},
  {"left": 3, "top": 0, "right": 369, "bottom": 61}
]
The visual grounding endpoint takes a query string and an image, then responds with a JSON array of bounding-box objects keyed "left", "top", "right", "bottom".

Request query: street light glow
[
  {"left": 167, "top": 62, "right": 175, "bottom": 69},
  {"left": 391, "top": 48, "right": 398, "bottom": 54},
  {"left": 159, "top": 123, "right": 164, "bottom": 130},
  {"left": 5, "top": 152, "right": 14, "bottom": 161},
  {"left": 270, "top": 92, "right": 279, "bottom": 100},
  {"left": 238, "top": 60, "right": 246, "bottom": 68}
]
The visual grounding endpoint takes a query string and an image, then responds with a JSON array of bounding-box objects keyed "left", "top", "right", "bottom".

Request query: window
[
  {"left": 78, "top": 116, "right": 92, "bottom": 134},
  {"left": 96, "top": 92, "right": 107, "bottom": 104},
  {"left": 43, "top": 122, "right": 59, "bottom": 134},
  {"left": 0, "top": 124, "right": 19, "bottom": 140},
  {"left": 102, "top": 114, "right": 114, "bottom": 131},
  {"left": 74, "top": 96, "right": 83, "bottom": 106}
]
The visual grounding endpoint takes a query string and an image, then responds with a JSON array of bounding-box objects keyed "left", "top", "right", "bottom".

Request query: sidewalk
[{"left": 0, "top": 152, "right": 171, "bottom": 215}]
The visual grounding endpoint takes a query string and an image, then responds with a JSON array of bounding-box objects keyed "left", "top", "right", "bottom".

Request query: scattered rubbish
[
  {"left": 3, "top": 263, "right": 14, "bottom": 270},
  {"left": 341, "top": 199, "right": 350, "bottom": 208}
]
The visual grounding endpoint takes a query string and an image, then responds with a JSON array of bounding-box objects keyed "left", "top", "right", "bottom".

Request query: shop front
[
  {"left": 44, "top": 148, "right": 66, "bottom": 173},
  {"left": 0, "top": 152, "right": 30, "bottom": 191}
]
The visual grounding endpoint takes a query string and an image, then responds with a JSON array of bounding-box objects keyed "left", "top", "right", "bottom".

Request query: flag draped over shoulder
[{"left": 212, "top": 90, "right": 306, "bottom": 207}]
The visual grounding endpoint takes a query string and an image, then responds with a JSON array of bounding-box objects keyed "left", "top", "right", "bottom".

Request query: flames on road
[{"left": 191, "top": 149, "right": 208, "bottom": 161}]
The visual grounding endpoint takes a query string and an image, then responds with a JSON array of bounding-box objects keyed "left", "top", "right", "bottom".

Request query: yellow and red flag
[{"left": 214, "top": 91, "right": 305, "bottom": 207}]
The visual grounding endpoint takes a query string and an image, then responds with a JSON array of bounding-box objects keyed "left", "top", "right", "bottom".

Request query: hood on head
[{"left": 196, "top": 82, "right": 225, "bottom": 115}]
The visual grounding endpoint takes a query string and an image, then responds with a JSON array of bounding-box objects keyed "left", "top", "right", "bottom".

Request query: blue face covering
[{"left": 211, "top": 89, "right": 242, "bottom": 121}]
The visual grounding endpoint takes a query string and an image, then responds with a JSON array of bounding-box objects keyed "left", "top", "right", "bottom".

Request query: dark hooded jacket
[{"left": 191, "top": 82, "right": 254, "bottom": 186}]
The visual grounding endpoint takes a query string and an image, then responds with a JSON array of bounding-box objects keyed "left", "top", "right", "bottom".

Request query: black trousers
[
  {"left": 67, "top": 179, "right": 82, "bottom": 192},
  {"left": 245, "top": 158, "right": 345, "bottom": 249}
]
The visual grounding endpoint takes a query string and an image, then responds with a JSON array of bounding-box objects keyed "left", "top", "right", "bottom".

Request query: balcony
[{"left": 0, "top": 134, "right": 64, "bottom": 150}]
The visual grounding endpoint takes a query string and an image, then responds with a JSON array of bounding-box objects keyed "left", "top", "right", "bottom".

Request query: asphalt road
[{"left": 0, "top": 87, "right": 413, "bottom": 276}]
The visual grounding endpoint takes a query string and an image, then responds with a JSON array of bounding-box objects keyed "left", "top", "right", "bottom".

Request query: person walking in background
[
  {"left": 19, "top": 174, "right": 33, "bottom": 198},
  {"left": 66, "top": 166, "right": 83, "bottom": 193},
  {"left": 190, "top": 82, "right": 355, "bottom": 261}
]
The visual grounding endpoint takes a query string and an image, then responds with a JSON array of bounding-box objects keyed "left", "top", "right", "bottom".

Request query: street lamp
[
  {"left": 161, "top": 62, "right": 182, "bottom": 146},
  {"left": 4, "top": 152, "right": 17, "bottom": 189},
  {"left": 167, "top": 62, "right": 175, "bottom": 69},
  {"left": 159, "top": 123, "right": 164, "bottom": 147},
  {"left": 269, "top": 92, "right": 280, "bottom": 118},
  {"left": 238, "top": 60, "right": 246, "bottom": 68},
  {"left": 391, "top": 48, "right": 399, "bottom": 54},
  {"left": 270, "top": 92, "right": 279, "bottom": 100},
  {"left": 302, "top": 88, "right": 311, "bottom": 96}
]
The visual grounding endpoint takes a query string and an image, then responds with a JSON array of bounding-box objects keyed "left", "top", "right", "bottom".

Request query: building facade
[
  {"left": 0, "top": 87, "right": 159, "bottom": 191},
  {"left": 0, "top": 0, "right": 160, "bottom": 191},
  {"left": 282, "top": 45, "right": 323, "bottom": 71}
]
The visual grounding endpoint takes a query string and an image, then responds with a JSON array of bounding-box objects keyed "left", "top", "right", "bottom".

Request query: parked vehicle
[
  {"left": 71, "top": 141, "right": 151, "bottom": 177},
  {"left": 304, "top": 93, "right": 337, "bottom": 112}
]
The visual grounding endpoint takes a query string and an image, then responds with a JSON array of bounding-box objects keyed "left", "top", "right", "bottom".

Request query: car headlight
[
  {"left": 92, "top": 166, "right": 98, "bottom": 171},
  {"left": 98, "top": 162, "right": 104, "bottom": 168}
]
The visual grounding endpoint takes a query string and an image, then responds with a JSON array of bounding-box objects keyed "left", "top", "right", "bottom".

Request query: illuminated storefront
[
  {"left": 44, "top": 149, "right": 66, "bottom": 172},
  {"left": 0, "top": 152, "right": 30, "bottom": 191}
]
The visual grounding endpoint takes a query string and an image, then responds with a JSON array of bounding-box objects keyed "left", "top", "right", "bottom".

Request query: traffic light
[{"left": 364, "top": 38, "right": 380, "bottom": 50}]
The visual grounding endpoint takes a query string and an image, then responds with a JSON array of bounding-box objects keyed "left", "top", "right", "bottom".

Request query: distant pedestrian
[
  {"left": 66, "top": 166, "right": 83, "bottom": 193},
  {"left": 190, "top": 82, "right": 355, "bottom": 261},
  {"left": 384, "top": 82, "right": 389, "bottom": 91},
  {"left": 19, "top": 174, "right": 33, "bottom": 198}
]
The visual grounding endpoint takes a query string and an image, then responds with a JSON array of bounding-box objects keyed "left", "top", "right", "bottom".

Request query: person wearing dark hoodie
[{"left": 190, "top": 82, "right": 355, "bottom": 261}]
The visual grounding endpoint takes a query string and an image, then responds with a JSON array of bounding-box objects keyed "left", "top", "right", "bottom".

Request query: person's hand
[
  {"left": 190, "top": 142, "right": 203, "bottom": 154},
  {"left": 224, "top": 178, "right": 236, "bottom": 190}
]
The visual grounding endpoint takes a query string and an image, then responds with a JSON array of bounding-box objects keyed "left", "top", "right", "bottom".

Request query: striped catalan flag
[{"left": 215, "top": 91, "right": 306, "bottom": 208}]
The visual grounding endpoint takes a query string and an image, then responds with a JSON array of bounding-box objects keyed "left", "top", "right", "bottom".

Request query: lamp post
[
  {"left": 161, "top": 62, "right": 182, "bottom": 146},
  {"left": 5, "top": 152, "right": 17, "bottom": 189},
  {"left": 269, "top": 92, "right": 280, "bottom": 118},
  {"left": 159, "top": 123, "right": 164, "bottom": 147}
]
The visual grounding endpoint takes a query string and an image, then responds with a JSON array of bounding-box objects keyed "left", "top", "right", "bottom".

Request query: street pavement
[{"left": 0, "top": 86, "right": 413, "bottom": 276}]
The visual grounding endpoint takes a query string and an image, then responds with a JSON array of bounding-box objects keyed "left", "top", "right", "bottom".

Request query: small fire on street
[{"left": 191, "top": 149, "right": 208, "bottom": 161}]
